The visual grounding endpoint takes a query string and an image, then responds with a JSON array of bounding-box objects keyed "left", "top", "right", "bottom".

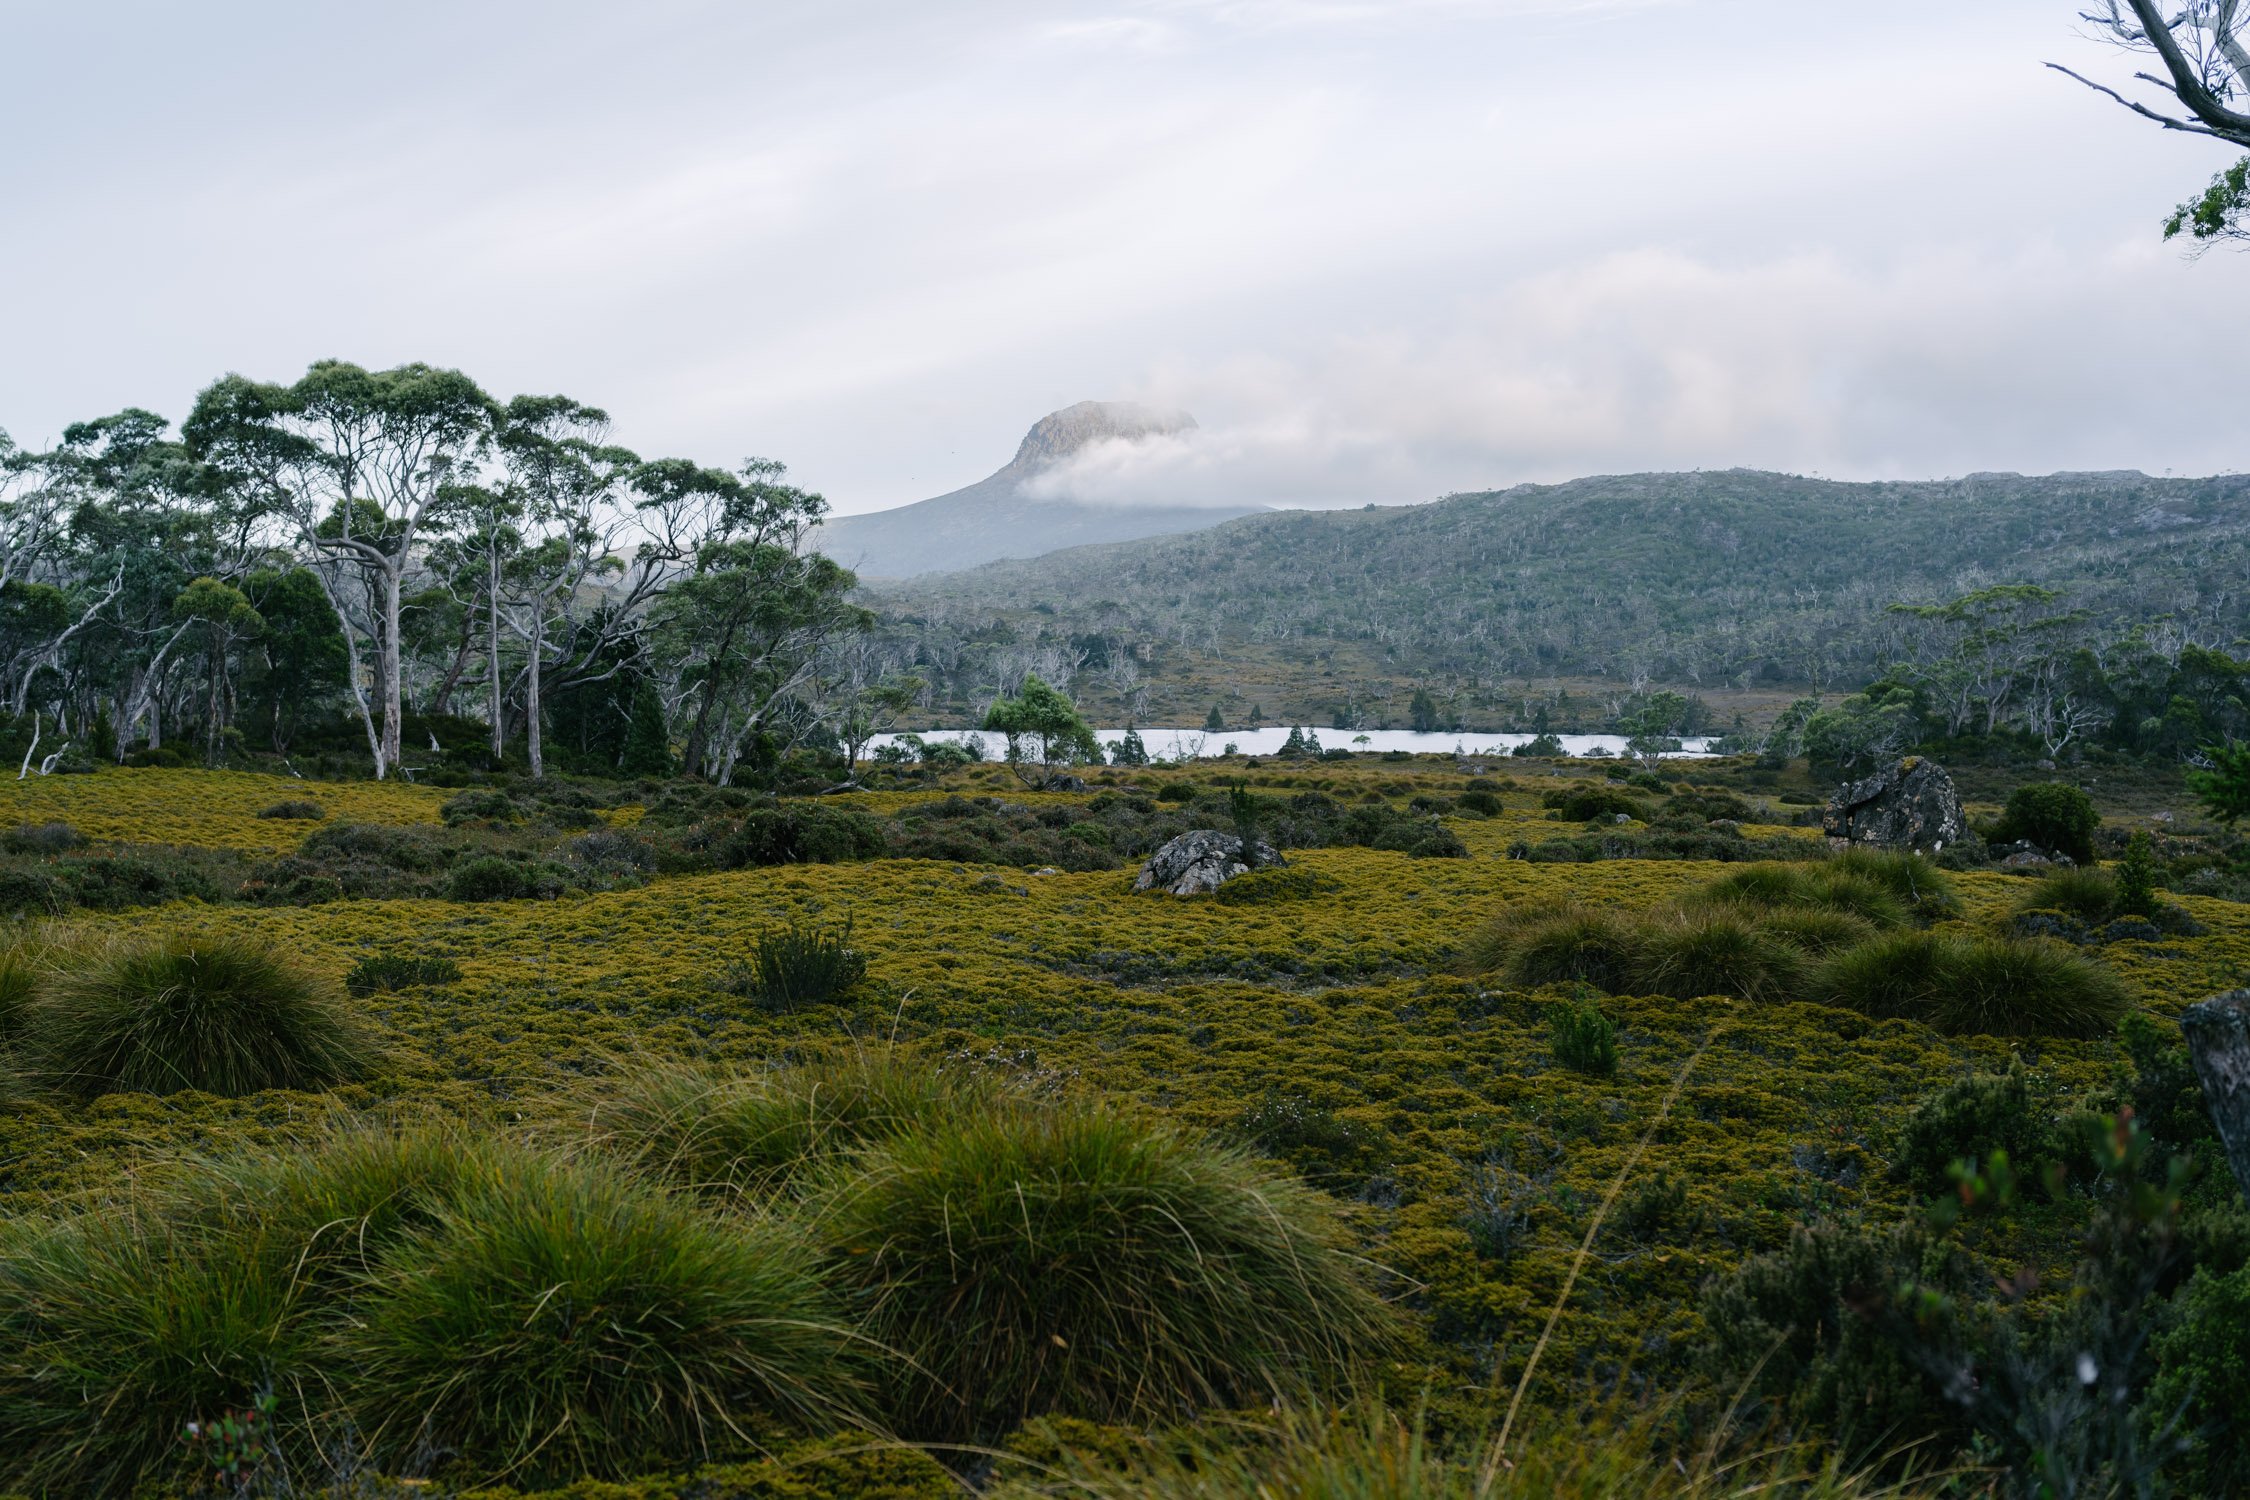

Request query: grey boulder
[
  {"left": 1134, "top": 830, "right": 1284, "bottom": 896},
  {"left": 1822, "top": 757, "right": 1966, "bottom": 854}
]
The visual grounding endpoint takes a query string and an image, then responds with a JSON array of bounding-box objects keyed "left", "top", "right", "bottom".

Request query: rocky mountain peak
[{"left": 1008, "top": 400, "right": 1197, "bottom": 472}]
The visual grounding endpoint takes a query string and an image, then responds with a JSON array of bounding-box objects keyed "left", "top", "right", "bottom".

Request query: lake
[{"left": 869, "top": 727, "right": 1717, "bottom": 761}]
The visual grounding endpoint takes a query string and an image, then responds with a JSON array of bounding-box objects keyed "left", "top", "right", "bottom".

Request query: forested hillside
[{"left": 870, "top": 469, "right": 2250, "bottom": 713}]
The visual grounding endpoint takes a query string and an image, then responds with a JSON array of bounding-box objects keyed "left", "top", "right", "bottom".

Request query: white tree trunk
[{"left": 525, "top": 613, "right": 545, "bottom": 780}]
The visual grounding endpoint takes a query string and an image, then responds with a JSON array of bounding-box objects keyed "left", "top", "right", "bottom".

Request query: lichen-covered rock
[
  {"left": 1822, "top": 757, "right": 1966, "bottom": 854},
  {"left": 1133, "top": 829, "right": 1284, "bottom": 895}
]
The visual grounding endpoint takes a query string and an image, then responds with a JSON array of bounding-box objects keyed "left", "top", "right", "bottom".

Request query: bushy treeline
[
  {"left": 0, "top": 362, "right": 913, "bottom": 786},
  {"left": 1746, "top": 585, "right": 2250, "bottom": 774}
]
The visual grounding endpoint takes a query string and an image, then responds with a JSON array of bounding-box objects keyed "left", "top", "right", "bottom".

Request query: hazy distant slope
[
  {"left": 814, "top": 401, "right": 1261, "bottom": 578},
  {"left": 873, "top": 468, "right": 2250, "bottom": 683}
]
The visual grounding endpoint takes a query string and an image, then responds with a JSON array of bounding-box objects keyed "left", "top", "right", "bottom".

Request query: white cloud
[{"left": 1022, "top": 240, "right": 2250, "bottom": 509}]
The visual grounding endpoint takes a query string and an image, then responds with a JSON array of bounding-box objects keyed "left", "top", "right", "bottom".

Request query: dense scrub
[{"left": 0, "top": 764, "right": 2240, "bottom": 1493}]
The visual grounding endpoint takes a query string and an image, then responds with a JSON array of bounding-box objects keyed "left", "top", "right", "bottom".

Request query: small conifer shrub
[
  {"left": 1548, "top": 992, "right": 1618, "bottom": 1076},
  {"left": 727, "top": 917, "right": 868, "bottom": 1012}
]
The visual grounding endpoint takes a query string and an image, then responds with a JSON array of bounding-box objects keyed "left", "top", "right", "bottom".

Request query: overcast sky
[{"left": 5, "top": 1, "right": 2246, "bottom": 514}]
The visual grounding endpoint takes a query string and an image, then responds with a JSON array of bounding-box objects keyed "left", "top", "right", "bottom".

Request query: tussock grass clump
[
  {"left": 340, "top": 1152, "right": 864, "bottom": 1485},
  {"left": 987, "top": 1401, "right": 1931, "bottom": 1499},
  {"left": 592, "top": 1051, "right": 984, "bottom": 1201},
  {"left": 1826, "top": 847, "right": 1960, "bottom": 920},
  {"left": 0, "top": 929, "right": 55, "bottom": 1038},
  {"left": 2020, "top": 866, "right": 2118, "bottom": 922},
  {"left": 1696, "top": 853, "right": 1956, "bottom": 930},
  {"left": 1750, "top": 908, "right": 1878, "bottom": 956},
  {"left": 23, "top": 933, "right": 377, "bottom": 1098},
  {"left": 817, "top": 1100, "right": 1394, "bottom": 1441},
  {"left": 1464, "top": 904, "right": 1639, "bottom": 993},
  {"left": 1814, "top": 931, "right": 2124, "bottom": 1037},
  {"left": 1629, "top": 910, "right": 1808, "bottom": 1003},
  {"left": 1812, "top": 930, "right": 1954, "bottom": 1022},
  {"left": 0, "top": 1210, "right": 311, "bottom": 1497},
  {"left": 1925, "top": 934, "right": 2127, "bottom": 1038},
  {"left": 174, "top": 1124, "right": 510, "bottom": 1294}
]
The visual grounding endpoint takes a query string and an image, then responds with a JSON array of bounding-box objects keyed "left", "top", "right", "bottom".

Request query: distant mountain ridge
[
  {"left": 815, "top": 401, "right": 1257, "bottom": 579},
  {"left": 870, "top": 466, "right": 2250, "bottom": 688}
]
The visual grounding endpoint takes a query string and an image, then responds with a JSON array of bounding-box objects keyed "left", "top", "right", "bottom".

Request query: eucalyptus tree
[
  {"left": 2056, "top": 2, "right": 2250, "bottom": 243},
  {"left": 43, "top": 409, "right": 260, "bottom": 752},
  {"left": 637, "top": 457, "right": 866, "bottom": 782},
  {"left": 185, "top": 361, "right": 498, "bottom": 777},
  {"left": 172, "top": 577, "right": 262, "bottom": 765},
  {"left": 488, "top": 396, "right": 650, "bottom": 779}
]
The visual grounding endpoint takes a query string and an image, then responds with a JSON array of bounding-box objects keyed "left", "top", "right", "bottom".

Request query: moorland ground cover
[{"left": 0, "top": 757, "right": 2241, "bottom": 1496}]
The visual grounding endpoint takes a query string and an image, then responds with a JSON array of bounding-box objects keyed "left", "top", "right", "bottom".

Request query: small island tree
[{"left": 983, "top": 675, "right": 1101, "bottom": 787}]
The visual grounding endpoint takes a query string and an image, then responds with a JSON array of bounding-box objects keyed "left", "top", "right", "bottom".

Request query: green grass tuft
[
  {"left": 1629, "top": 910, "right": 1809, "bottom": 1003},
  {"left": 0, "top": 1209, "right": 311, "bottom": 1496},
  {"left": 1814, "top": 931, "right": 2125, "bottom": 1037},
  {"left": 1465, "top": 904, "right": 1639, "bottom": 993},
  {"left": 339, "top": 1151, "right": 865, "bottom": 1485},
  {"left": 23, "top": 932, "right": 378, "bottom": 1098},
  {"left": 591, "top": 1050, "right": 985, "bottom": 1202},
  {"left": 2019, "top": 866, "right": 2118, "bottom": 923},
  {"left": 816, "top": 1099, "right": 1394, "bottom": 1441},
  {"left": 1749, "top": 908, "right": 1878, "bottom": 956}
]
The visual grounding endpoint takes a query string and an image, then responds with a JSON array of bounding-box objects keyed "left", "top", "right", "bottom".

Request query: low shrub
[
  {"left": 24, "top": 933, "right": 378, "bottom": 1098},
  {"left": 2150, "top": 1262, "right": 2250, "bottom": 1495},
  {"left": 727, "top": 918, "right": 867, "bottom": 1012},
  {"left": 1233, "top": 1091, "right": 1390, "bottom": 1181},
  {"left": 0, "top": 820, "right": 82, "bottom": 854},
  {"left": 1548, "top": 994, "right": 1618, "bottom": 1075},
  {"left": 1699, "top": 1219, "right": 1972, "bottom": 1466},
  {"left": 439, "top": 788, "right": 522, "bottom": 826},
  {"left": 1463, "top": 905, "right": 1639, "bottom": 994},
  {"left": 1630, "top": 910, "right": 1809, "bottom": 1003},
  {"left": 716, "top": 805, "right": 886, "bottom": 868},
  {"left": 2115, "top": 829, "right": 2164, "bottom": 917},
  {"left": 816, "top": 1100, "right": 1393, "bottom": 1440},
  {"left": 1545, "top": 786, "right": 1646, "bottom": 822},
  {"left": 254, "top": 800, "right": 325, "bottom": 821},
  {"left": 1406, "top": 824, "right": 1469, "bottom": 859},
  {"left": 445, "top": 855, "right": 568, "bottom": 902},
  {"left": 592, "top": 1051, "right": 983, "bottom": 1201},
  {"left": 1814, "top": 931, "right": 2125, "bottom": 1037},
  {"left": 1992, "top": 781, "right": 2100, "bottom": 866},
  {"left": 1456, "top": 789, "right": 1502, "bottom": 816},
  {"left": 53, "top": 851, "right": 224, "bottom": 911},
  {"left": 339, "top": 1152, "right": 865, "bottom": 1485},
  {"left": 344, "top": 953, "right": 464, "bottom": 996},
  {"left": 0, "top": 867, "right": 69, "bottom": 915},
  {"left": 1891, "top": 1065, "right": 2058, "bottom": 1195},
  {"left": 1663, "top": 790, "right": 1754, "bottom": 823}
]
